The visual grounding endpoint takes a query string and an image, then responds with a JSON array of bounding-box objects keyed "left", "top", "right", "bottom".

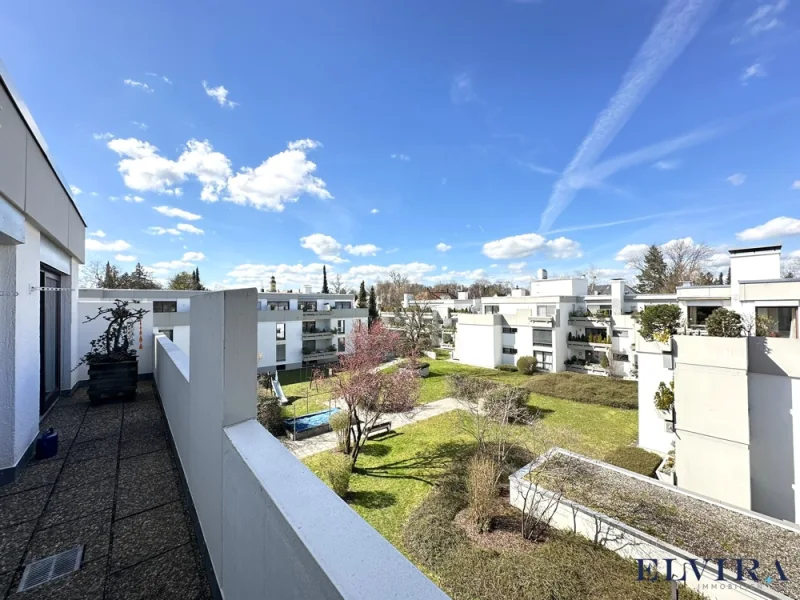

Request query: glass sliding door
[{"left": 39, "top": 269, "right": 61, "bottom": 415}]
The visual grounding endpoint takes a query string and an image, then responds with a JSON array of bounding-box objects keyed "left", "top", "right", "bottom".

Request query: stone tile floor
[{"left": 0, "top": 383, "right": 212, "bottom": 599}]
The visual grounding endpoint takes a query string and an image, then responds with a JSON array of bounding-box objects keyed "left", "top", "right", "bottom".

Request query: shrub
[
  {"left": 600, "top": 354, "right": 609, "bottom": 369},
  {"left": 447, "top": 374, "right": 499, "bottom": 404},
  {"left": 516, "top": 355, "right": 537, "bottom": 375},
  {"left": 466, "top": 455, "right": 498, "bottom": 533},
  {"left": 329, "top": 410, "right": 351, "bottom": 452},
  {"left": 317, "top": 452, "right": 352, "bottom": 498},
  {"left": 635, "top": 304, "right": 682, "bottom": 341},
  {"left": 257, "top": 387, "right": 284, "bottom": 436},
  {"left": 484, "top": 384, "right": 529, "bottom": 421},
  {"left": 496, "top": 365, "right": 518, "bottom": 372},
  {"left": 653, "top": 380, "right": 674, "bottom": 412},
  {"left": 706, "top": 308, "right": 742, "bottom": 337},
  {"left": 605, "top": 446, "right": 663, "bottom": 478},
  {"left": 524, "top": 372, "right": 637, "bottom": 409}
]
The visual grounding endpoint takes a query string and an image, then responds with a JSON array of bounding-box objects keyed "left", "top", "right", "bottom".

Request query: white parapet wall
[
  {"left": 154, "top": 288, "right": 447, "bottom": 600},
  {"left": 509, "top": 450, "right": 793, "bottom": 600},
  {"left": 636, "top": 335, "right": 675, "bottom": 454}
]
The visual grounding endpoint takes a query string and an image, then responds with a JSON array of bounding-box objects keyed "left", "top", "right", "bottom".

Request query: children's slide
[{"left": 271, "top": 373, "right": 289, "bottom": 405}]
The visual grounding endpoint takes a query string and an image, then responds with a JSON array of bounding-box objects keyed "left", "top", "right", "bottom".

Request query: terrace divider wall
[{"left": 154, "top": 288, "right": 447, "bottom": 600}]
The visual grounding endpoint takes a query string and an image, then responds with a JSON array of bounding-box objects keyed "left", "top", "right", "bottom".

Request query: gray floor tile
[
  {"left": 110, "top": 501, "right": 189, "bottom": 572},
  {"left": 116, "top": 467, "right": 180, "bottom": 519},
  {"left": 120, "top": 432, "right": 167, "bottom": 459},
  {"left": 105, "top": 544, "right": 209, "bottom": 600},
  {"left": 121, "top": 420, "right": 165, "bottom": 445},
  {"left": 0, "top": 487, "right": 49, "bottom": 529},
  {"left": 66, "top": 436, "right": 119, "bottom": 464},
  {"left": 0, "top": 570, "right": 14, "bottom": 598},
  {"left": 25, "top": 510, "right": 112, "bottom": 565},
  {"left": 7, "top": 557, "right": 105, "bottom": 600},
  {"left": 58, "top": 456, "right": 118, "bottom": 490},
  {"left": 0, "top": 521, "right": 36, "bottom": 574},
  {"left": 118, "top": 449, "right": 172, "bottom": 480},
  {"left": 74, "top": 415, "right": 121, "bottom": 444},
  {"left": 40, "top": 477, "right": 115, "bottom": 528},
  {"left": 0, "top": 459, "right": 63, "bottom": 498}
]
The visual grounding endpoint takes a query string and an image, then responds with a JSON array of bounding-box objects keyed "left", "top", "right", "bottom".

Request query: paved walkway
[
  {"left": 0, "top": 383, "right": 211, "bottom": 600},
  {"left": 283, "top": 397, "right": 462, "bottom": 459}
]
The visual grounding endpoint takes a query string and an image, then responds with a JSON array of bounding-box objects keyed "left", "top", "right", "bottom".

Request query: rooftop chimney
[
  {"left": 536, "top": 268, "right": 548, "bottom": 280},
  {"left": 457, "top": 291, "right": 468, "bottom": 300},
  {"left": 303, "top": 285, "right": 312, "bottom": 294},
  {"left": 269, "top": 275, "right": 277, "bottom": 293}
]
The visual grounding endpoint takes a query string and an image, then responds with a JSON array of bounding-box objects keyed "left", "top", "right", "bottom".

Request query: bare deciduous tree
[
  {"left": 627, "top": 240, "right": 713, "bottom": 293},
  {"left": 330, "top": 272, "right": 346, "bottom": 294},
  {"left": 392, "top": 299, "right": 442, "bottom": 354},
  {"left": 79, "top": 260, "right": 106, "bottom": 288}
]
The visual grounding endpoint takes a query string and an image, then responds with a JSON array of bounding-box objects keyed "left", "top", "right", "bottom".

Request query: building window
[
  {"left": 612, "top": 329, "right": 629, "bottom": 338},
  {"left": 532, "top": 329, "right": 552, "bottom": 347},
  {"left": 502, "top": 327, "right": 517, "bottom": 334},
  {"left": 268, "top": 301, "right": 289, "bottom": 311},
  {"left": 160, "top": 329, "right": 174, "bottom": 341},
  {"left": 276, "top": 323, "right": 286, "bottom": 340},
  {"left": 536, "top": 304, "right": 555, "bottom": 317},
  {"left": 484, "top": 305, "right": 499, "bottom": 314},
  {"left": 302, "top": 322, "right": 316, "bottom": 333},
  {"left": 756, "top": 306, "right": 796, "bottom": 338},
  {"left": 153, "top": 301, "right": 177, "bottom": 313},
  {"left": 338, "top": 338, "right": 346, "bottom": 352},
  {"left": 502, "top": 347, "right": 518, "bottom": 355},
  {"left": 276, "top": 345, "right": 286, "bottom": 362},
  {"left": 688, "top": 306, "right": 716, "bottom": 327},
  {"left": 337, "top": 320, "right": 345, "bottom": 334},
  {"left": 299, "top": 300, "right": 317, "bottom": 312},
  {"left": 533, "top": 351, "right": 553, "bottom": 371},
  {"left": 613, "top": 352, "right": 629, "bottom": 362},
  {"left": 335, "top": 301, "right": 352, "bottom": 309}
]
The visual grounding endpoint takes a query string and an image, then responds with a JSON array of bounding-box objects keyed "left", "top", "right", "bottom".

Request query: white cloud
[
  {"left": 539, "top": 0, "right": 716, "bottom": 231},
  {"left": 150, "top": 251, "right": 206, "bottom": 271},
  {"left": 791, "top": 180, "right": 800, "bottom": 190},
  {"left": 615, "top": 243, "right": 650, "bottom": 262},
  {"left": 93, "top": 132, "right": 114, "bottom": 140},
  {"left": 727, "top": 173, "right": 746, "bottom": 186},
  {"left": 733, "top": 0, "right": 789, "bottom": 42},
  {"left": 300, "top": 233, "right": 343, "bottom": 262},
  {"left": 123, "top": 79, "right": 153, "bottom": 93},
  {"left": 345, "top": 244, "right": 380, "bottom": 257},
  {"left": 132, "top": 121, "right": 148, "bottom": 130},
  {"left": 146, "top": 72, "right": 172, "bottom": 84},
  {"left": 370, "top": 208, "right": 380, "bottom": 214},
  {"left": 482, "top": 233, "right": 582, "bottom": 260},
  {"left": 450, "top": 73, "right": 478, "bottom": 104},
  {"left": 226, "top": 140, "right": 332, "bottom": 211},
  {"left": 707, "top": 252, "right": 731, "bottom": 268},
  {"left": 737, "top": 217, "right": 800, "bottom": 241},
  {"left": 123, "top": 195, "right": 145, "bottom": 203},
  {"left": 653, "top": 159, "right": 680, "bottom": 170},
  {"left": 740, "top": 63, "right": 767, "bottom": 85},
  {"left": 431, "top": 268, "right": 487, "bottom": 282},
  {"left": 226, "top": 261, "right": 438, "bottom": 290},
  {"left": 115, "top": 254, "right": 137, "bottom": 262},
  {"left": 89, "top": 230, "right": 106, "bottom": 238},
  {"left": 69, "top": 185, "right": 82, "bottom": 196},
  {"left": 508, "top": 262, "right": 527, "bottom": 272},
  {"left": 108, "top": 138, "right": 232, "bottom": 201},
  {"left": 90, "top": 192, "right": 99, "bottom": 197},
  {"left": 287, "top": 139, "right": 321, "bottom": 151},
  {"left": 182, "top": 251, "right": 206, "bottom": 261},
  {"left": 442, "top": 266, "right": 448, "bottom": 271},
  {"left": 435, "top": 242, "right": 452, "bottom": 253},
  {"left": 147, "top": 226, "right": 181, "bottom": 236},
  {"left": 86, "top": 239, "right": 131, "bottom": 252},
  {"left": 153, "top": 205, "right": 202, "bottom": 220},
  {"left": 177, "top": 223, "right": 204, "bottom": 235},
  {"left": 390, "top": 153, "right": 410, "bottom": 162},
  {"left": 202, "top": 80, "right": 238, "bottom": 108}
]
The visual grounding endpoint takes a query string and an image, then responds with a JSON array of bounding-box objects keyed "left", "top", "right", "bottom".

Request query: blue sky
[{"left": 2, "top": 0, "right": 799, "bottom": 290}]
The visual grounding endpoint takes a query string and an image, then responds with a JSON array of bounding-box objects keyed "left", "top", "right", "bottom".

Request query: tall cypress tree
[
  {"left": 637, "top": 245, "right": 668, "bottom": 293},
  {"left": 321, "top": 265, "right": 329, "bottom": 294},
  {"left": 717, "top": 272, "right": 724, "bottom": 285},
  {"left": 725, "top": 267, "right": 731, "bottom": 285},
  {"left": 368, "top": 285, "right": 379, "bottom": 326},
  {"left": 357, "top": 281, "right": 368, "bottom": 308}
]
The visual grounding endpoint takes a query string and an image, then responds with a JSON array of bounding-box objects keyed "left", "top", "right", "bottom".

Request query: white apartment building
[
  {"left": 0, "top": 60, "right": 86, "bottom": 481},
  {"left": 637, "top": 245, "right": 800, "bottom": 525},
  {"left": 79, "top": 286, "right": 368, "bottom": 373}
]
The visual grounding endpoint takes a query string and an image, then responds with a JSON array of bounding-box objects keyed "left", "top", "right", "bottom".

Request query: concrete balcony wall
[
  {"left": 153, "top": 311, "right": 191, "bottom": 328},
  {"left": 153, "top": 288, "right": 446, "bottom": 599}
]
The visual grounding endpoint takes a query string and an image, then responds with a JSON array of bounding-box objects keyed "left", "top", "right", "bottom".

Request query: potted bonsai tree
[{"left": 76, "top": 299, "right": 148, "bottom": 404}]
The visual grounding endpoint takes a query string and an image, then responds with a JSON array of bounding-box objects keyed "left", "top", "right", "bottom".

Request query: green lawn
[{"left": 304, "top": 387, "right": 637, "bottom": 546}]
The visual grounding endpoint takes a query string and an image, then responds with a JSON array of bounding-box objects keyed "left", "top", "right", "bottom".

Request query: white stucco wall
[
  {"left": 172, "top": 326, "right": 191, "bottom": 356},
  {"left": 455, "top": 316, "right": 501, "bottom": 368},
  {"left": 636, "top": 339, "right": 674, "bottom": 454}
]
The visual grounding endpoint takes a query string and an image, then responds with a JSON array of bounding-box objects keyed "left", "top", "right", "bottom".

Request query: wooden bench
[{"left": 351, "top": 421, "right": 392, "bottom": 439}]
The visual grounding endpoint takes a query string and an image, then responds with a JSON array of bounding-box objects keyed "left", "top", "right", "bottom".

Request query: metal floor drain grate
[{"left": 18, "top": 545, "right": 84, "bottom": 592}]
